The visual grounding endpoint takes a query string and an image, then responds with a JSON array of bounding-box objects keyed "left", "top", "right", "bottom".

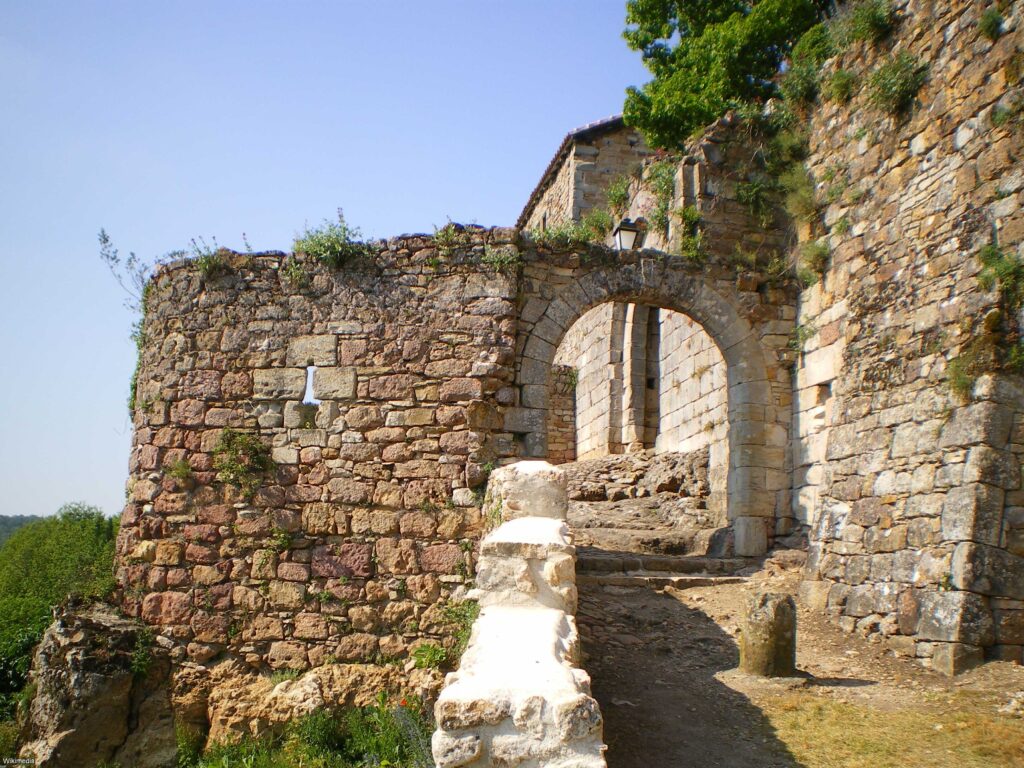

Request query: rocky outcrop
[
  {"left": 19, "top": 601, "right": 176, "bottom": 768},
  {"left": 563, "top": 448, "right": 710, "bottom": 503},
  {"left": 17, "top": 601, "right": 446, "bottom": 765}
]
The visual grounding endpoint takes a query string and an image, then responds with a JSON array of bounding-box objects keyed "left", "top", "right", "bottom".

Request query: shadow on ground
[{"left": 578, "top": 579, "right": 806, "bottom": 768}]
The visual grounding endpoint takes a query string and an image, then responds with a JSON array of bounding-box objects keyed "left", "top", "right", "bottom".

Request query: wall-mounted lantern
[{"left": 613, "top": 218, "right": 645, "bottom": 251}]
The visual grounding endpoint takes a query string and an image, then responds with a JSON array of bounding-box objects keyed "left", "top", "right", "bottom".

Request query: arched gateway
[{"left": 509, "top": 248, "right": 798, "bottom": 556}]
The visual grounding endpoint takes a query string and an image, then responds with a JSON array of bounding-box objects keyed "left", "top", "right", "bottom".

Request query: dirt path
[{"left": 576, "top": 558, "right": 1024, "bottom": 768}]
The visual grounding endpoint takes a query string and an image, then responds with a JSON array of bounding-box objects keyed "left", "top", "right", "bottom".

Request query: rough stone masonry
[{"left": 108, "top": 6, "right": 1024, "bottom": 740}]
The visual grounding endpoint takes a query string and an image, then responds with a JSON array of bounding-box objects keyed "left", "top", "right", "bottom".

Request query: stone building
[
  {"left": 105, "top": 0, "right": 1024, "bottom": 734},
  {"left": 517, "top": 115, "right": 651, "bottom": 232}
]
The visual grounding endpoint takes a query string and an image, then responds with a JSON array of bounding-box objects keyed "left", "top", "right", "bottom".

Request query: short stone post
[{"left": 738, "top": 592, "right": 797, "bottom": 677}]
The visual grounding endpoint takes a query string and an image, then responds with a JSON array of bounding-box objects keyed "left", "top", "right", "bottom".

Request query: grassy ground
[{"left": 762, "top": 692, "right": 1024, "bottom": 768}]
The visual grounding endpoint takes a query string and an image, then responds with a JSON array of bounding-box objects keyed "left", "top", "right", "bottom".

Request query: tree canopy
[{"left": 623, "top": 0, "right": 826, "bottom": 148}]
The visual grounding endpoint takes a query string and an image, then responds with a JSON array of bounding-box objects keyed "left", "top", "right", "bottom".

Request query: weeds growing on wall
[
  {"left": 178, "top": 695, "right": 434, "bottom": 768},
  {"left": 672, "top": 205, "right": 704, "bottom": 262},
  {"left": 736, "top": 178, "right": 775, "bottom": 227},
  {"left": 780, "top": 23, "right": 835, "bottom": 108},
  {"left": 130, "top": 628, "right": 154, "bottom": 679},
  {"left": 794, "top": 241, "right": 829, "bottom": 286},
  {"left": 480, "top": 244, "right": 522, "bottom": 275},
  {"left": 645, "top": 160, "right": 677, "bottom": 235},
  {"left": 212, "top": 429, "right": 274, "bottom": 498},
  {"left": 979, "top": 7, "right": 1004, "bottom": 41},
  {"left": 834, "top": 0, "right": 895, "bottom": 45},
  {"left": 867, "top": 53, "right": 928, "bottom": 114},
  {"left": 280, "top": 258, "right": 310, "bottom": 289},
  {"left": 581, "top": 208, "right": 614, "bottom": 239},
  {"left": 824, "top": 69, "right": 859, "bottom": 103},
  {"left": 978, "top": 242, "right": 1024, "bottom": 310},
  {"left": 606, "top": 174, "right": 632, "bottom": 216},
  {"left": 432, "top": 220, "right": 471, "bottom": 258},
  {"left": 411, "top": 642, "right": 447, "bottom": 669},
  {"left": 788, "top": 322, "right": 818, "bottom": 353},
  {"left": 293, "top": 210, "right": 374, "bottom": 269},
  {"left": 947, "top": 241, "right": 1024, "bottom": 398},
  {"left": 441, "top": 600, "right": 480, "bottom": 662},
  {"left": 529, "top": 214, "right": 610, "bottom": 251},
  {"left": 167, "top": 458, "right": 193, "bottom": 481},
  {"left": 189, "top": 237, "right": 231, "bottom": 279}
]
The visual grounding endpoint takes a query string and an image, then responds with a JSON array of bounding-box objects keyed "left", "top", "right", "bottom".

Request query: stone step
[
  {"left": 576, "top": 573, "right": 747, "bottom": 589},
  {"left": 576, "top": 551, "right": 751, "bottom": 576}
]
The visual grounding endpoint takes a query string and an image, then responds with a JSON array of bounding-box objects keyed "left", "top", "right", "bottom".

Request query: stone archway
[{"left": 510, "top": 253, "right": 794, "bottom": 556}]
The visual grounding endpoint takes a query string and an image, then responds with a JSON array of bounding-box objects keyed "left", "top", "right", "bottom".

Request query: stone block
[
  {"left": 267, "top": 641, "right": 309, "bottom": 670},
  {"left": 420, "top": 544, "right": 463, "bottom": 574},
  {"left": 941, "top": 483, "right": 1004, "bottom": 545},
  {"left": 440, "top": 378, "right": 483, "bottom": 402},
  {"left": 952, "top": 542, "right": 1024, "bottom": 598},
  {"left": 315, "top": 367, "right": 357, "bottom": 400},
  {"left": 963, "top": 446, "right": 1021, "bottom": 489},
  {"left": 734, "top": 516, "right": 767, "bottom": 556},
  {"left": 930, "top": 642, "right": 985, "bottom": 676},
  {"left": 487, "top": 461, "right": 567, "bottom": 523},
  {"left": 739, "top": 593, "right": 797, "bottom": 677},
  {"left": 286, "top": 335, "right": 337, "bottom": 366},
  {"left": 253, "top": 369, "right": 306, "bottom": 400},
  {"left": 268, "top": 580, "right": 306, "bottom": 609},
  {"left": 916, "top": 590, "right": 994, "bottom": 645},
  {"left": 939, "top": 402, "right": 1013, "bottom": 448}
]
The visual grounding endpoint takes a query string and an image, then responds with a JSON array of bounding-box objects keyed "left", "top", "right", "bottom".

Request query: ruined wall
[
  {"left": 117, "top": 231, "right": 522, "bottom": 677},
  {"left": 797, "top": 0, "right": 1024, "bottom": 672},
  {"left": 432, "top": 462, "right": 605, "bottom": 768}
]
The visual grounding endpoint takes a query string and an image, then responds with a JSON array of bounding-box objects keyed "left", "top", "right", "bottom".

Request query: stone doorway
[
  {"left": 511, "top": 256, "right": 793, "bottom": 556},
  {"left": 545, "top": 300, "right": 729, "bottom": 557}
]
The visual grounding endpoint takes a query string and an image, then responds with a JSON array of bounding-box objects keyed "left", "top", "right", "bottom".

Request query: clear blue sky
[{"left": 0, "top": 1, "right": 649, "bottom": 518}]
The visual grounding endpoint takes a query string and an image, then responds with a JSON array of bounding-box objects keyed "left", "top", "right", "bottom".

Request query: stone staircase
[{"left": 575, "top": 547, "right": 755, "bottom": 589}]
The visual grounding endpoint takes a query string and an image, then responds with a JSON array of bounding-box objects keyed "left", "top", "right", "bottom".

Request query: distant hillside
[{"left": 0, "top": 516, "right": 42, "bottom": 547}]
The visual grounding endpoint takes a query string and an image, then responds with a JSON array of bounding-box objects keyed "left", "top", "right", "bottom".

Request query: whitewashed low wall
[{"left": 431, "top": 461, "right": 607, "bottom": 768}]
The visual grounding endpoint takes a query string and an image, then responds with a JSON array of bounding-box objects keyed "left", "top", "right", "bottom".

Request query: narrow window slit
[{"left": 299, "top": 364, "right": 320, "bottom": 429}]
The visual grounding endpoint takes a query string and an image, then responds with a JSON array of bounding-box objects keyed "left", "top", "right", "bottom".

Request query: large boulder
[{"left": 19, "top": 601, "right": 176, "bottom": 768}]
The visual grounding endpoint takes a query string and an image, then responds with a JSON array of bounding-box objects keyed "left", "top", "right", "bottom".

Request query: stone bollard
[{"left": 738, "top": 592, "right": 797, "bottom": 677}]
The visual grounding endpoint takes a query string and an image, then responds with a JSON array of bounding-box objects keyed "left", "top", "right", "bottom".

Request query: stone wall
[
  {"left": 795, "top": 0, "right": 1024, "bottom": 672},
  {"left": 547, "top": 365, "right": 577, "bottom": 465},
  {"left": 551, "top": 300, "right": 729, "bottom": 465},
  {"left": 117, "top": 230, "right": 522, "bottom": 681},
  {"left": 657, "top": 309, "right": 729, "bottom": 516},
  {"left": 555, "top": 303, "right": 617, "bottom": 460}
]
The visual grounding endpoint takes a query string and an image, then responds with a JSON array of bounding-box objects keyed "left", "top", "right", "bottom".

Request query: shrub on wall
[
  {"left": 293, "top": 210, "right": 373, "bottom": 269},
  {"left": 212, "top": 429, "right": 274, "bottom": 497},
  {"left": 868, "top": 53, "right": 928, "bottom": 114}
]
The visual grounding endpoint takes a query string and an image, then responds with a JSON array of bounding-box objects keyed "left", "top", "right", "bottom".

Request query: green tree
[
  {"left": 0, "top": 503, "right": 118, "bottom": 719},
  {"left": 623, "top": 0, "right": 826, "bottom": 148}
]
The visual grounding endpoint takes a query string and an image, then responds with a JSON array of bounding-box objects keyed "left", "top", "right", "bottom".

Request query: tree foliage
[
  {"left": 0, "top": 503, "right": 118, "bottom": 719},
  {"left": 623, "top": 0, "right": 826, "bottom": 148},
  {"left": 0, "top": 516, "right": 40, "bottom": 548}
]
